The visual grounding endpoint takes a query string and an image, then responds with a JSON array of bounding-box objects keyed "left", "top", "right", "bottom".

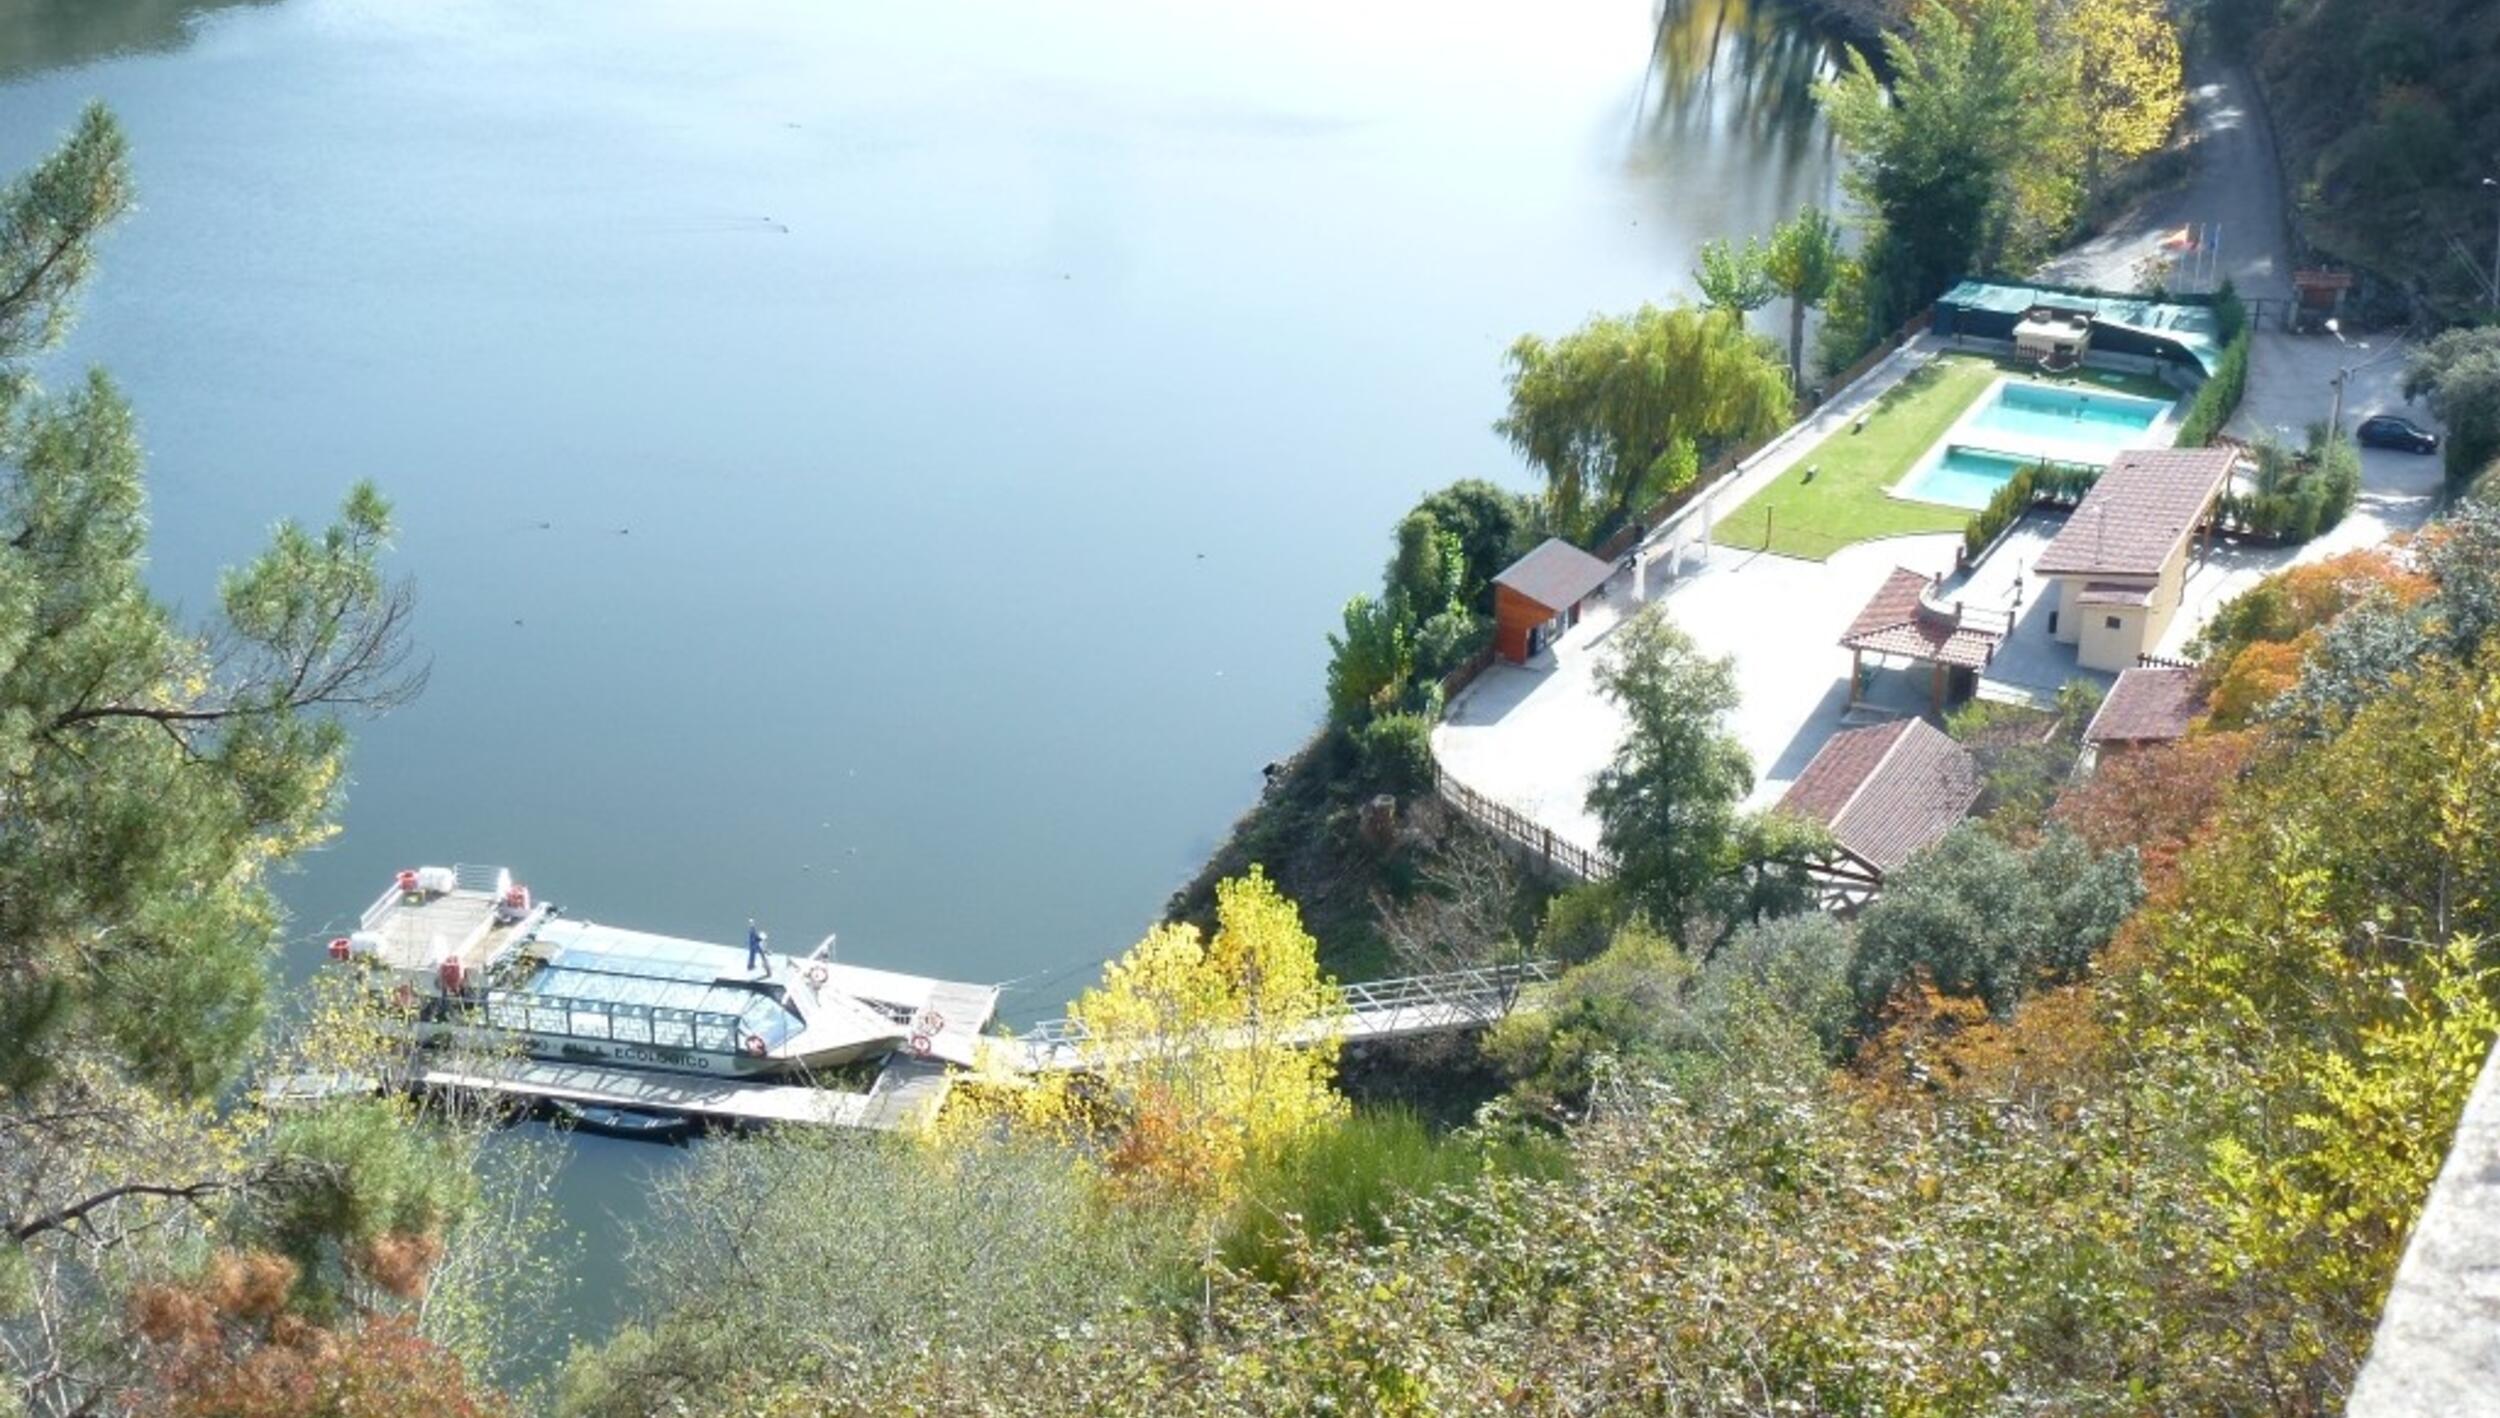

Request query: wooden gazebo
[{"left": 1839, "top": 568, "right": 2010, "bottom": 713}]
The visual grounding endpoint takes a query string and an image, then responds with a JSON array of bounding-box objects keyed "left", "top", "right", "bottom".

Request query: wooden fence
[
  {"left": 1436, "top": 641, "right": 1497, "bottom": 705},
  {"left": 1432, "top": 760, "right": 1617, "bottom": 883}
]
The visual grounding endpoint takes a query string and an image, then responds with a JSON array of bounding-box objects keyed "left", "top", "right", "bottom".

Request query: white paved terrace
[{"left": 1434, "top": 337, "right": 1968, "bottom": 853}]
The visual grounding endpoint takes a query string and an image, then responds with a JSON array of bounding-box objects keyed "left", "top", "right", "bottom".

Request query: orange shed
[{"left": 1491, "top": 537, "right": 1617, "bottom": 664}]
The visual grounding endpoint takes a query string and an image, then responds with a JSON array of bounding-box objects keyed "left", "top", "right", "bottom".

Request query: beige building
[{"left": 2033, "top": 447, "right": 2237, "bottom": 674}]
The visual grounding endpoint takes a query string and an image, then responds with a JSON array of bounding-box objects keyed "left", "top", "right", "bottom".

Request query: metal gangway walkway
[{"left": 1003, "top": 960, "right": 1558, "bottom": 1075}]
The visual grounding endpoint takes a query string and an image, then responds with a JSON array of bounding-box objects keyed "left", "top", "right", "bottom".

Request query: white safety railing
[{"left": 1015, "top": 960, "right": 1557, "bottom": 1059}]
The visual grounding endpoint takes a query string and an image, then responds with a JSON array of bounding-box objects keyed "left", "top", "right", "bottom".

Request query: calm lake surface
[{"left": 1, "top": 0, "right": 1843, "bottom": 1357}]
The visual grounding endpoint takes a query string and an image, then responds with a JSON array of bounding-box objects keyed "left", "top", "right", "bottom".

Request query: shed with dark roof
[
  {"left": 1492, "top": 538, "right": 1617, "bottom": 664},
  {"left": 2083, "top": 666, "right": 2205, "bottom": 751},
  {"left": 2036, "top": 446, "right": 2237, "bottom": 673},
  {"left": 1777, "top": 717, "right": 1981, "bottom": 884}
]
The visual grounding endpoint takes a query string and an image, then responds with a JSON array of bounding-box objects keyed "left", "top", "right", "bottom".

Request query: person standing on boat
[{"left": 746, "top": 919, "right": 770, "bottom": 976}]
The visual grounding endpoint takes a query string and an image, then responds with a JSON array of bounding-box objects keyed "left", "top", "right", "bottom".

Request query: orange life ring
[
  {"left": 908, "top": 1033, "right": 933, "bottom": 1056},
  {"left": 742, "top": 1034, "right": 768, "bottom": 1058}
]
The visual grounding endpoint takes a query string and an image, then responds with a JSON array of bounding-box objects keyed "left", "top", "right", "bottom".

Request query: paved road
[{"left": 2035, "top": 63, "right": 2294, "bottom": 301}]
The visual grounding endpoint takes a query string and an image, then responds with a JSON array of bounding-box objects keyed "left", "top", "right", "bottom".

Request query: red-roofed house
[
  {"left": 1492, "top": 538, "right": 1618, "bottom": 664},
  {"left": 2035, "top": 447, "right": 2237, "bottom": 673},
  {"left": 1777, "top": 717, "right": 1982, "bottom": 891}
]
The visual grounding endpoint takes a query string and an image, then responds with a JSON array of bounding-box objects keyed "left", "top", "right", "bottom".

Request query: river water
[{"left": 0, "top": 0, "right": 1843, "bottom": 1360}]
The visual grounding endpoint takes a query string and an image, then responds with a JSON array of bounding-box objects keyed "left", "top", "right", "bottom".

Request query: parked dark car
[{"left": 2356, "top": 414, "right": 2439, "bottom": 454}]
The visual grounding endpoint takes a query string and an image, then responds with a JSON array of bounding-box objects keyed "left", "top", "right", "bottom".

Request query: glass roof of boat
[{"left": 514, "top": 922, "right": 792, "bottom": 1022}]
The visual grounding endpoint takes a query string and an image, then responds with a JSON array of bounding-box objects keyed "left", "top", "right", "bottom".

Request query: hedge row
[
  {"left": 2177, "top": 331, "right": 2251, "bottom": 447},
  {"left": 1962, "top": 459, "right": 2100, "bottom": 561}
]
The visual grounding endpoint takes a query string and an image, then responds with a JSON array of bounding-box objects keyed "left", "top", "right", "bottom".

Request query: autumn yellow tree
[
  {"left": 965, "top": 869, "right": 1346, "bottom": 1214},
  {"left": 2061, "top": 0, "right": 2185, "bottom": 201}
]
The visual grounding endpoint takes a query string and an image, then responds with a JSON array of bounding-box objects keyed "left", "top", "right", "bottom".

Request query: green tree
[
  {"left": 0, "top": 106, "right": 479, "bottom": 1417},
  {"left": 1323, "top": 593, "right": 1411, "bottom": 723},
  {"left": 1849, "top": 824, "right": 2140, "bottom": 1018},
  {"left": 1762, "top": 207, "right": 1845, "bottom": 391},
  {"left": 1704, "top": 808, "right": 1834, "bottom": 938},
  {"left": 1584, "top": 609, "right": 1752, "bottom": 930},
  {"left": 1386, "top": 510, "right": 1465, "bottom": 621},
  {"left": 1691, "top": 236, "right": 1774, "bottom": 321},
  {"left": 2401, "top": 326, "right": 2500, "bottom": 487},
  {"left": 0, "top": 102, "right": 128, "bottom": 363},
  {"left": 1407, "top": 479, "right": 1532, "bottom": 610},
  {"left": 1497, "top": 303, "right": 1790, "bottom": 539},
  {"left": 1822, "top": 0, "right": 2057, "bottom": 333}
]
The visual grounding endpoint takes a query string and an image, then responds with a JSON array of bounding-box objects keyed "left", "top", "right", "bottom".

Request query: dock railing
[{"left": 1014, "top": 959, "right": 1558, "bottom": 1069}]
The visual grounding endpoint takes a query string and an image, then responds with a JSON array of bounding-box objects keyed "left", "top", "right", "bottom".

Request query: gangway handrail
[{"left": 1015, "top": 959, "right": 1557, "bottom": 1052}]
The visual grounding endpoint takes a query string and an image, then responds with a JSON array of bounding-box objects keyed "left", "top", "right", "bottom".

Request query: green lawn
[{"left": 1712, "top": 355, "right": 2180, "bottom": 561}]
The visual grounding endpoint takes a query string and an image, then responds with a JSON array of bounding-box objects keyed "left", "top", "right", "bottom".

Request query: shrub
[
  {"left": 1964, "top": 463, "right": 2039, "bottom": 560},
  {"left": 1696, "top": 912, "right": 1854, "bottom": 1057},
  {"left": 1411, "top": 607, "right": 1491, "bottom": 686},
  {"left": 2210, "top": 278, "right": 2247, "bottom": 345},
  {"left": 2177, "top": 331, "right": 2251, "bottom": 446},
  {"left": 1534, "top": 880, "right": 1625, "bottom": 965},
  {"left": 1355, "top": 713, "right": 1437, "bottom": 796},
  {"left": 1486, "top": 920, "right": 1695, "bottom": 1116},
  {"left": 1217, "top": 1108, "right": 1565, "bottom": 1291},
  {"left": 1848, "top": 824, "right": 2141, "bottom": 1019}
]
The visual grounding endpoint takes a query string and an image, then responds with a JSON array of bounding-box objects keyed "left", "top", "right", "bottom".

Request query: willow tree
[{"left": 1497, "top": 302, "right": 1790, "bottom": 540}]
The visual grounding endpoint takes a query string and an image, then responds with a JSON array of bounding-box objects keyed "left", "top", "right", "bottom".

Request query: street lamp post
[
  {"left": 2324, "top": 318, "right": 2403, "bottom": 435},
  {"left": 2485, "top": 177, "right": 2500, "bottom": 312}
]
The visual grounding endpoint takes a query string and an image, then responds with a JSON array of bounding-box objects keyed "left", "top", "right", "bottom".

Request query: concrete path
[{"left": 2034, "top": 63, "right": 2294, "bottom": 300}]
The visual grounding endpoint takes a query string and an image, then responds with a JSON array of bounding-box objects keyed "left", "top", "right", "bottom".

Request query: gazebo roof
[
  {"left": 1840, "top": 568, "right": 2004, "bottom": 670},
  {"left": 1494, "top": 538, "right": 1616, "bottom": 615}
]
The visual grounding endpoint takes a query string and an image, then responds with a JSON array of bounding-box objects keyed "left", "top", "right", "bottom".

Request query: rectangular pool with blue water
[
  {"left": 1892, "top": 377, "right": 2176, "bottom": 510},
  {"left": 1965, "top": 382, "right": 2168, "bottom": 446},
  {"left": 1899, "top": 447, "right": 2040, "bottom": 510}
]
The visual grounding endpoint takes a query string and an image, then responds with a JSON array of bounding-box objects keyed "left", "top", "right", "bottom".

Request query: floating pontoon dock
[
  {"left": 319, "top": 865, "right": 1556, "bottom": 1136},
  {"left": 326, "top": 864, "right": 1000, "bottom": 1133}
]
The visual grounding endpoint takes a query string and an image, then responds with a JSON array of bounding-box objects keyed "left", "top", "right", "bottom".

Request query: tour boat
[{"left": 326, "top": 865, "right": 996, "bottom": 1079}]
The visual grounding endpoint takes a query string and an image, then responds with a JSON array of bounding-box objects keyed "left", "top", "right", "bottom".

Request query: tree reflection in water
[
  {"left": 1629, "top": 0, "right": 1854, "bottom": 253},
  {"left": 0, "top": 0, "right": 274, "bottom": 85}
]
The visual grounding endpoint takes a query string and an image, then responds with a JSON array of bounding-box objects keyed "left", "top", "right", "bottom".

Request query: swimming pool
[
  {"left": 1897, "top": 447, "right": 2040, "bottom": 510},
  {"left": 1965, "top": 382, "right": 2168, "bottom": 447},
  {"left": 1890, "top": 377, "right": 2176, "bottom": 510}
]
